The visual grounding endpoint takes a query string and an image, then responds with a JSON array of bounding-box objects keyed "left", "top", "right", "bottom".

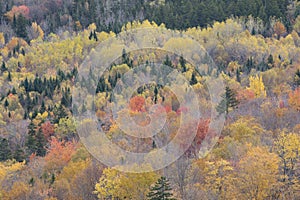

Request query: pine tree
[
  {"left": 13, "top": 145, "right": 25, "bottom": 162},
  {"left": 217, "top": 86, "right": 239, "bottom": 115},
  {"left": 1, "top": 61, "right": 7, "bottom": 72},
  {"left": 154, "top": 86, "right": 159, "bottom": 104},
  {"left": 24, "top": 77, "right": 29, "bottom": 92},
  {"left": 61, "top": 87, "right": 72, "bottom": 108},
  {"left": 294, "top": 69, "right": 300, "bottom": 88},
  {"left": 15, "top": 14, "right": 28, "bottom": 40},
  {"left": 25, "top": 121, "right": 37, "bottom": 155},
  {"left": 267, "top": 54, "right": 274, "bottom": 65},
  {"left": 122, "top": 48, "right": 130, "bottom": 65},
  {"left": 179, "top": 56, "right": 187, "bottom": 72},
  {"left": 23, "top": 110, "right": 28, "bottom": 119},
  {"left": 163, "top": 55, "right": 173, "bottom": 67},
  {"left": 0, "top": 138, "right": 12, "bottom": 161},
  {"left": 25, "top": 121, "right": 46, "bottom": 156},
  {"left": 4, "top": 99, "right": 9, "bottom": 108},
  {"left": 96, "top": 76, "right": 105, "bottom": 93},
  {"left": 190, "top": 72, "right": 198, "bottom": 85},
  {"left": 89, "top": 31, "right": 93, "bottom": 40},
  {"left": 35, "top": 128, "right": 46, "bottom": 156},
  {"left": 40, "top": 100, "right": 46, "bottom": 113},
  {"left": 7, "top": 71, "right": 12, "bottom": 81},
  {"left": 11, "top": 87, "right": 17, "bottom": 94},
  {"left": 147, "top": 176, "right": 176, "bottom": 200},
  {"left": 12, "top": 14, "right": 17, "bottom": 29},
  {"left": 93, "top": 30, "right": 98, "bottom": 41},
  {"left": 236, "top": 68, "right": 241, "bottom": 83}
]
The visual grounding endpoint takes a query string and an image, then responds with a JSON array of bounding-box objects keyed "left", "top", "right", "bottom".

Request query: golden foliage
[{"left": 248, "top": 75, "right": 267, "bottom": 98}]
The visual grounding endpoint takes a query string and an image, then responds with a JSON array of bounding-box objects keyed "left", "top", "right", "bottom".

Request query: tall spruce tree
[
  {"left": 294, "top": 69, "right": 300, "bottom": 88},
  {"left": 190, "top": 72, "right": 198, "bottom": 85},
  {"left": 0, "top": 138, "right": 12, "bottom": 161},
  {"left": 15, "top": 14, "right": 28, "bottom": 40},
  {"left": 147, "top": 176, "right": 176, "bottom": 200},
  {"left": 1, "top": 61, "right": 7, "bottom": 72},
  {"left": 7, "top": 71, "right": 12, "bottom": 81},
  {"left": 217, "top": 86, "right": 239, "bottom": 115}
]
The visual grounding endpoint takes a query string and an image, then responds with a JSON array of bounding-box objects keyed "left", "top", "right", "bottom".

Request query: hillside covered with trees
[
  {"left": 1, "top": 0, "right": 300, "bottom": 39},
  {"left": 0, "top": 1, "right": 300, "bottom": 200}
]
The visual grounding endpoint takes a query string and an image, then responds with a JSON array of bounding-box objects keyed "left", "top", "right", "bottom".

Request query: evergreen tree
[
  {"left": 147, "top": 176, "right": 176, "bottom": 200},
  {"left": 25, "top": 121, "right": 46, "bottom": 157},
  {"left": 217, "top": 86, "right": 239, "bottom": 115},
  {"left": 236, "top": 68, "right": 241, "bottom": 83},
  {"left": 25, "top": 121, "right": 37, "bottom": 155},
  {"left": 89, "top": 31, "right": 93, "bottom": 40},
  {"left": 4, "top": 99, "right": 9, "bottom": 108},
  {"left": 1, "top": 61, "right": 7, "bottom": 72},
  {"left": 163, "top": 55, "right": 173, "bottom": 67},
  {"left": 21, "top": 48, "right": 25, "bottom": 56},
  {"left": 0, "top": 138, "right": 12, "bottom": 161},
  {"left": 24, "top": 77, "right": 29, "bottom": 92},
  {"left": 96, "top": 76, "right": 106, "bottom": 93},
  {"left": 267, "top": 54, "right": 274, "bottom": 69},
  {"left": 179, "top": 56, "right": 187, "bottom": 72},
  {"left": 190, "top": 72, "right": 198, "bottom": 85},
  {"left": 40, "top": 100, "right": 46, "bottom": 113},
  {"left": 35, "top": 128, "right": 46, "bottom": 156},
  {"left": 61, "top": 87, "right": 72, "bottom": 108},
  {"left": 294, "top": 69, "right": 300, "bottom": 88},
  {"left": 12, "top": 14, "right": 17, "bottom": 29},
  {"left": 13, "top": 145, "right": 25, "bottom": 162},
  {"left": 154, "top": 86, "right": 159, "bottom": 104},
  {"left": 15, "top": 14, "right": 28, "bottom": 40},
  {"left": 122, "top": 48, "right": 130, "bottom": 65},
  {"left": 93, "top": 30, "right": 98, "bottom": 41},
  {"left": 11, "top": 87, "right": 17, "bottom": 94},
  {"left": 23, "top": 110, "right": 28, "bottom": 119},
  {"left": 7, "top": 71, "right": 12, "bottom": 81}
]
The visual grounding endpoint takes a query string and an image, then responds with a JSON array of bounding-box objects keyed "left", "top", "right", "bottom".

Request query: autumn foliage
[
  {"left": 41, "top": 121, "right": 55, "bottom": 139},
  {"left": 45, "top": 137, "right": 77, "bottom": 171},
  {"left": 129, "top": 96, "right": 146, "bottom": 112},
  {"left": 288, "top": 87, "right": 300, "bottom": 111},
  {"left": 5, "top": 5, "right": 30, "bottom": 21}
]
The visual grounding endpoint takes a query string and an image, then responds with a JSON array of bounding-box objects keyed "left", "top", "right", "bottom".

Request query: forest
[{"left": 0, "top": 0, "right": 300, "bottom": 200}]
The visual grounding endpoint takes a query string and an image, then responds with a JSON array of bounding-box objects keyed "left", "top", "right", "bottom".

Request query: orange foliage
[
  {"left": 5, "top": 5, "right": 30, "bottom": 21},
  {"left": 6, "top": 37, "right": 28, "bottom": 52},
  {"left": 45, "top": 137, "right": 77, "bottom": 171},
  {"left": 288, "top": 88, "right": 300, "bottom": 111},
  {"left": 273, "top": 21, "right": 287, "bottom": 38},
  {"left": 178, "top": 119, "right": 211, "bottom": 157},
  {"left": 237, "top": 89, "right": 255, "bottom": 102},
  {"left": 129, "top": 96, "right": 146, "bottom": 112}
]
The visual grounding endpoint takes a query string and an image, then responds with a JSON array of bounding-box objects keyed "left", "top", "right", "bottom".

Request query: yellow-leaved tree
[
  {"left": 94, "top": 167, "right": 159, "bottom": 200},
  {"left": 234, "top": 146, "right": 279, "bottom": 200},
  {"left": 94, "top": 168, "right": 121, "bottom": 199},
  {"left": 0, "top": 160, "right": 26, "bottom": 199},
  {"left": 274, "top": 131, "right": 300, "bottom": 199},
  {"left": 202, "top": 159, "right": 235, "bottom": 199},
  {"left": 248, "top": 75, "right": 267, "bottom": 98}
]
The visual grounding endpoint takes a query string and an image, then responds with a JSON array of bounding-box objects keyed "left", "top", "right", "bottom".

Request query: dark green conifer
[
  {"left": 217, "top": 86, "right": 239, "bottom": 116},
  {"left": 147, "top": 177, "right": 176, "bottom": 200}
]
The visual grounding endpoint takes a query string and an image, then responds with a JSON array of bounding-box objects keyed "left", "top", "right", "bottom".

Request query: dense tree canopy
[{"left": 0, "top": 1, "right": 300, "bottom": 199}]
